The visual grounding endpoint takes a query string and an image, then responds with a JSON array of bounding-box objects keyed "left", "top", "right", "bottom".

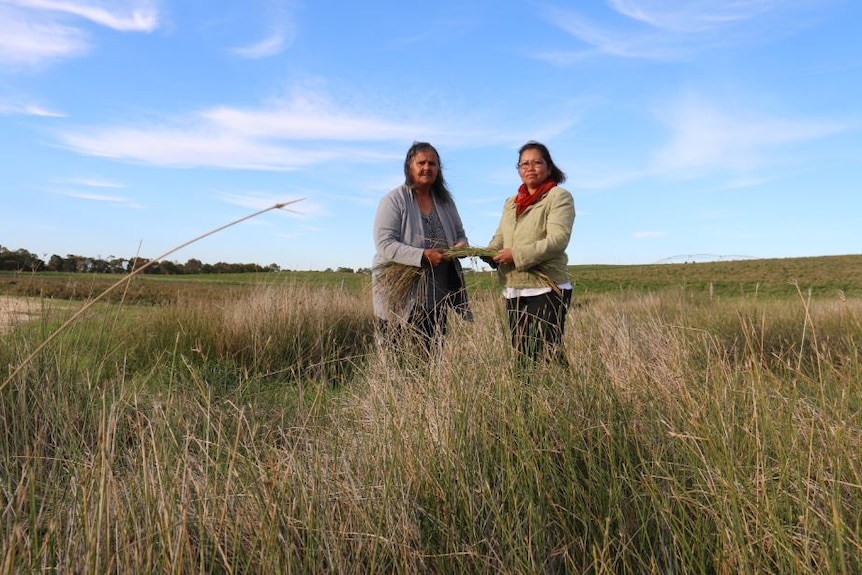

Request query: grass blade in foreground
[{"left": 1, "top": 200, "right": 304, "bottom": 393}]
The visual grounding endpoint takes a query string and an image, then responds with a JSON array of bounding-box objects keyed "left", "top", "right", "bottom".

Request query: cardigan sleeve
[{"left": 373, "top": 190, "right": 425, "bottom": 267}]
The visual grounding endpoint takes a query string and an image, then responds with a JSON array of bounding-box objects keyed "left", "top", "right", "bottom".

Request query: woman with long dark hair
[{"left": 372, "top": 142, "right": 472, "bottom": 353}]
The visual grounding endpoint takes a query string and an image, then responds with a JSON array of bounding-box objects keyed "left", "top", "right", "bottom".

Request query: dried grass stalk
[
  {"left": 447, "top": 246, "right": 561, "bottom": 293},
  {"left": 443, "top": 246, "right": 497, "bottom": 259},
  {"left": 374, "top": 246, "right": 561, "bottom": 308},
  {"left": 374, "top": 261, "right": 425, "bottom": 308}
]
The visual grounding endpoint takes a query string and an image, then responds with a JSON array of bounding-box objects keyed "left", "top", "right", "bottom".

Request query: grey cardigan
[{"left": 372, "top": 184, "right": 473, "bottom": 321}]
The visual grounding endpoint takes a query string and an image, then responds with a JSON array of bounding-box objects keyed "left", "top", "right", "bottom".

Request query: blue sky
[{"left": 1, "top": 0, "right": 860, "bottom": 271}]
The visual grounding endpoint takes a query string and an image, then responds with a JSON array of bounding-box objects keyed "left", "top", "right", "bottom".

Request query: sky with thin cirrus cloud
[{"left": 1, "top": 0, "right": 860, "bottom": 270}]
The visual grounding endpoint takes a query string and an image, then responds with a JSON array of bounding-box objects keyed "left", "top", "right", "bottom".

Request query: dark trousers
[
  {"left": 506, "top": 289, "right": 572, "bottom": 362},
  {"left": 377, "top": 304, "right": 449, "bottom": 356},
  {"left": 408, "top": 304, "right": 449, "bottom": 352}
]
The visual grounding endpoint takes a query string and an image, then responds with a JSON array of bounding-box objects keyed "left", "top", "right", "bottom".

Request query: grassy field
[
  {"left": 1, "top": 255, "right": 861, "bottom": 572},
  {"left": 2, "top": 253, "right": 860, "bottom": 303}
]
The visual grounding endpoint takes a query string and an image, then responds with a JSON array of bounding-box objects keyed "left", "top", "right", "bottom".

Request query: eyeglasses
[{"left": 517, "top": 160, "right": 545, "bottom": 170}]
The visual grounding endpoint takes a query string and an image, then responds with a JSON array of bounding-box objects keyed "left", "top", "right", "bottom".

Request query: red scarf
[{"left": 514, "top": 180, "right": 557, "bottom": 218}]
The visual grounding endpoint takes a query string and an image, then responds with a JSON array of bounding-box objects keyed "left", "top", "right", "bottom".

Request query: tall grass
[{"left": 1, "top": 284, "right": 860, "bottom": 573}]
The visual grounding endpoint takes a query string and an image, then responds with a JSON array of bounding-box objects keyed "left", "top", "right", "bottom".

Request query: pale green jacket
[{"left": 487, "top": 186, "right": 575, "bottom": 289}]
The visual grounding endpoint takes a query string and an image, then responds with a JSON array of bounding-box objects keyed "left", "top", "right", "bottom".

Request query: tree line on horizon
[{"left": 0, "top": 245, "right": 294, "bottom": 275}]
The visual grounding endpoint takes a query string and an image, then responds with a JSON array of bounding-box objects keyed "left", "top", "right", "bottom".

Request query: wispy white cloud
[
  {"left": 50, "top": 177, "right": 125, "bottom": 188},
  {"left": 57, "top": 126, "right": 339, "bottom": 171},
  {"left": 719, "top": 176, "right": 779, "bottom": 190},
  {"left": 54, "top": 91, "right": 447, "bottom": 170},
  {"left": 0, "top": 100, "right": 65, "bottom": 117},
  {"left": 227, "top": 0, "right": 296, "bottom": 59},
  {"left": 0, "top": 0, "right": 157, "bottom": 68},
  {"left": 539, "top": 0, "right": 816, "bottom": 64},
  {"left": 652, "top": 94, "right": 848, "bottom": 175},
  {"left": 55, "top": 190, "right": 143, "bottom": 208},
  {"left": 55, "top": 96, "right": 571, "bottom": 170},
  {"left": 605, "top": 0, "right": 775, "bottom": 33},
  {"left": 51, "top": 70, "right": 584, "bottom": 170},
  {"left": 0, "top": 5, "right": 88, "bottom": 67},
  {"left": 632, "top": 230, "right": 665, "bottom": 239},
  {"left": 22, "top": 104, "right": 64, "bottom": 117},
  {"left": 8, "top": 0, "right": 158, "bottom": 31},
  {"left": 230, "top": 33, "right": 288, "bottom": 59},
  {"left": 202, "top": 101, "right": 426, "bottom": 141},
  {"left": 541, "top": 8, "right": 681, "bottom": 62}
]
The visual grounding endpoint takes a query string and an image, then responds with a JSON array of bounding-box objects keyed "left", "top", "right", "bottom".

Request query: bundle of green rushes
[{"left": 375, "top": 246, "right": 559, "bottom": 306}]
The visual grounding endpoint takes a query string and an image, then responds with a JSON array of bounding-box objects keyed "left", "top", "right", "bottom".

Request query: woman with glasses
[
  {"left": 372, "top": 141, "right": 473, "bottom": 355},
  {"left": 487, "top": 141, "right": 575, "bottom": 364}
]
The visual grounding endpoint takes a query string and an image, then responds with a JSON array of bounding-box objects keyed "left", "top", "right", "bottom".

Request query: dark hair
[
  {"left": 518, "top": 141, "right": 567, "bottom": 184},
  {"left": 403, "top": 141, "right": 453, "bottom": 204}
]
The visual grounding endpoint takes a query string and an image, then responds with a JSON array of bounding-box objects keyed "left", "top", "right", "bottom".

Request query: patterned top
[{"left": 421, "top": 204, "right": 454, "bottom": 309}]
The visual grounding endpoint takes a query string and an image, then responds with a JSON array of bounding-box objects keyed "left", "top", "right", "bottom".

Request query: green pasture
[
  {"left": 2, "top": 253, "right": 859, "bottom": 304},
  {"left": 1, "top": 254, "right": 861, "bottom": 572}
]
